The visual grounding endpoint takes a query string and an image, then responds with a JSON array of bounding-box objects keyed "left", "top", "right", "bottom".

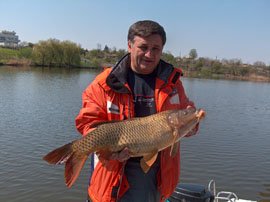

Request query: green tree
[
  {"left": 33, "top": 39, "right": 81, "bottom": 67},
  {"left": 104, "top": 45, "right": 110, "bottom": 53},
  {"left": 253, "top": 61, "right": 266, "bottom": 67},
  {"left": 88, "top": 49, "right": 105, "bottom": 59},
  {"left": 189, "top": 49, "right": 198, "bottom": 59},
  {"left": 201, "top": 67, "right": 211, "bottom": 77},
  {"left": 161, "top": 51, "right": 176, "bottom": 66},
  {"left": 211, "top": 61, "right": 224, "bottom": 74},
  {"left": 28, "top": 43, "right": 34, "bottom": 48},
  {"left": 62, "top": 40, "right": 81, "bottom": 67},
  {"left": 33, "top": 40, "right": 50, "bottom": 66},
  {"left": 18, "top": 47, "right": 33, "bottom": 59},
  {"left": 115, "top": 49, "right": 127, "bottom": 60},
  {"left": 49, "top": 39, "right": 64, "bottom": 67},
  {"left": 194, "top": 58, "right": 204, "bottom": 71},
  {"left": 239, "top": 66, "right": 250, "bottom": 76}
]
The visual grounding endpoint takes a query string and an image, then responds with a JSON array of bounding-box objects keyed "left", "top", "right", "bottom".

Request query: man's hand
[
  {"left": 185, "top": 127, "right": 196, "bottom": 137},
  {"left": 110, "top": 147, "right": 130, "bottom": 162}
]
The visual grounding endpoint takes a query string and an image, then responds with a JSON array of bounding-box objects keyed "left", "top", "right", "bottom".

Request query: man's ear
[{"left": 127, "top": 40, "right": 132, "bottom": 53}]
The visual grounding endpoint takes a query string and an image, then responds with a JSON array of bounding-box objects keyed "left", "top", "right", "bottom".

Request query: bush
[
  {"left": 201, "top": 67, "right": 211, "bottom": 77},
  {"left": 33, "top": 39, "right": 81, "bottom": 67},
  {"left": 18, "top": 47, "right": 33, "bottom": 59}
]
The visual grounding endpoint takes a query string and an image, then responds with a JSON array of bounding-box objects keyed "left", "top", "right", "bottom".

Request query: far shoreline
[
  {"left": 182, "top": 70, "right": 270, "bottom": 83},
  {"left": 1, "top": 63, "right": 269, "bottom": 83},
  {"left": 0, "top": 61, "right": 98, "bottom": 70}
]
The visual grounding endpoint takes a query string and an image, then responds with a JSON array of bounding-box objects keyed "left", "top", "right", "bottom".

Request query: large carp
[{"left": 43, "top": 108, "right": 205, "bottom": 187}]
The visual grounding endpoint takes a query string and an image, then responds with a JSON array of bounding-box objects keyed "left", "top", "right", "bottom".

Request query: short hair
[{"left": 128, "top": 20, "right": 166, "bottom": 46}]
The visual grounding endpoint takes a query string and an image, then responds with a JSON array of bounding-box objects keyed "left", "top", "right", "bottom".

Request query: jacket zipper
[{"left": 115, "top": 94, "right": 131, "bottom": 202}]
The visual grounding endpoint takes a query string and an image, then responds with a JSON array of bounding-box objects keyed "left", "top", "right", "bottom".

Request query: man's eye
[{"left": 139, "top": 46, "right": 147, "bottom": 51}]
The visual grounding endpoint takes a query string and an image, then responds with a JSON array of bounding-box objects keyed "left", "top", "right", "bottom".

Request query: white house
[{"left": 0, "top": 30, "right": 20, "bottom": 47}]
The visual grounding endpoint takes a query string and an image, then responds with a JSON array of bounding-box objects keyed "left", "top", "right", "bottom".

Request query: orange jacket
[{"left": 75, "top": 54, "right": 196, "bottom": 202}]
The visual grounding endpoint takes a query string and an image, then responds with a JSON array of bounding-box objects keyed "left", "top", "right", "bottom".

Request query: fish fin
[
  {"left": 43, "top": 142, "right": 88, "bottom": 187},
  {"left": 96, "top": 149, "right": 112, "bottom": 165},
  {"left": 140, "top": 150, "right": 158, "bottom": 173},
  {"left": 65, "top": 153, "right": 88, "bottom": 187},
  {"left": 43, "top": 142, "right": 74, "bottom": 165},
  {"left": 170, "top": 141, "right": 180, "bottom": 157},
  {"left": 170, "top": 129, "right": 179, "bottom": 156}
]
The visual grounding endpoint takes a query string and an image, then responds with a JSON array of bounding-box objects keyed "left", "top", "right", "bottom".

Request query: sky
[{"left": 1, "top": 0, "right": 269, "bottom": 65}]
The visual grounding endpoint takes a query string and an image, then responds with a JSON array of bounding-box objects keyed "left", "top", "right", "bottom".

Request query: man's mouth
[{"left": 143, "top": 59, "right": 154, "bottom": 63}]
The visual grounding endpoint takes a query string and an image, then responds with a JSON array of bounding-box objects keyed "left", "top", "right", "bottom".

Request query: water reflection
[{"left": 0, "top": 66, "right": 270, "bottom": 201}]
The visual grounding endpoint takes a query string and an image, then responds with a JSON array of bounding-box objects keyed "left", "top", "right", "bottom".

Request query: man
[{"left": 75, "top": 20, "right": 198, "bottom": 202}]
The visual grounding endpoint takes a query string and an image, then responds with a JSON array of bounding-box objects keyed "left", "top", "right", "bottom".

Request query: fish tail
[
  {"left": 43, "top": 142, "right": 74, "bottom": 164},
  {"left": 43, "top": 142, "right": 88, "bottom": 187},
  {"left": 65, "top": 152, "right": 88, "bottom": 187}
]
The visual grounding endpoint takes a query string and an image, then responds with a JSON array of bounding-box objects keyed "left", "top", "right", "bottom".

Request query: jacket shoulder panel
[{"left": 95, "top": 68, "right": 112, "bottom": 91}]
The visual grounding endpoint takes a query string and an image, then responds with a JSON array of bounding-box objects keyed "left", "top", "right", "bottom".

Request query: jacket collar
[{"left": 106, "top": 53, "right": 177, "bottom": 93}]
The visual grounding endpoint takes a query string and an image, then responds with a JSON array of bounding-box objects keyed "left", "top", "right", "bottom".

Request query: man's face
[{"left": 128, "top": 34, "right": 163, "bottom": 75}]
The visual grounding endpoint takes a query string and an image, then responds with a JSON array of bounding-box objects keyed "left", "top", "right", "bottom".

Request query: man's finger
[
  {"left": 110, "top": 153, "right": 118, "bottom": 160},
  {"left": 118, "top": 147, "right": 130, "bottom": 162}
]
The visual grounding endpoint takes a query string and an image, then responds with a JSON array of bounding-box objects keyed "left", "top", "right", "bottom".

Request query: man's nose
[{"left": 145, "top": 49, "right": 153, "bottom": 58}]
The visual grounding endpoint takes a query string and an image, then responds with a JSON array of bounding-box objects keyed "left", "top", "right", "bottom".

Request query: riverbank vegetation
[
  {"left": 162, "top": 50, "right": 270, "bottom": 82},
  {"left": 0, "top": 39, "right": 269, "bottom": 82}
]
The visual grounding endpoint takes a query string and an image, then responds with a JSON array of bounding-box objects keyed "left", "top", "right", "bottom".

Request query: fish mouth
[
  {"left": 196, "top": 109, "right": 206, "bottom": 120},
  {"left": 167, "top": 109, "right": 206, "bottom": 129}
]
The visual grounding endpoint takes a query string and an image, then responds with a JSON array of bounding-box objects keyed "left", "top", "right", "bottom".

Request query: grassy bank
[
  {"left": 0, "top": 47, "right": 32, "bottom": 66},
  {"left": 182, "top": 70, "right": 270, "bottom": 82}
]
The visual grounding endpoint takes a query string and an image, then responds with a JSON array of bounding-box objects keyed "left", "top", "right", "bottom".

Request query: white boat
[{"left": 167, "top": 180, "right": 256, "bottom": 202}]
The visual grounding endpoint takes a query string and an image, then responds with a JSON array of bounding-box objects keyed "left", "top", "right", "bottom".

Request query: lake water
[{"left": 0, "top": 66, "right": 269, "bottom": 201}]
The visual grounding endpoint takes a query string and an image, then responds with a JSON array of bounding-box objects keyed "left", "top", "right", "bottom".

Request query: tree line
[
  {"left": 0, "top": 39, "right": 127, "bottom": 68},
  {"left": 0, "top": 39, "right": 269, "bottom": 81},
  {"left": 0, "top": 39, "right": 81, "bottom": 67},
  {"left": 161, "top": 49, "right": 270, "bottom": 79}
]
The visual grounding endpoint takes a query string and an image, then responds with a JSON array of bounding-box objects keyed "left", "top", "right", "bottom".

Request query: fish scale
[{"left": 43, "top": 108, "right": 205, "bottom": 187}]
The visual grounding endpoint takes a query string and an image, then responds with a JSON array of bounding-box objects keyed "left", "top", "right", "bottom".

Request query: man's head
[
  {"left": 128, "top": 20, "right": 166, "bottom": 46},
  {"left": 127, "top": 20, "right": 166, "bottom": 75}
]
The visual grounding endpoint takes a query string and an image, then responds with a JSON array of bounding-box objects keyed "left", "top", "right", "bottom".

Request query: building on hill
[{"left": 0, "top": 30, "right": 20, "bottom": 47}]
